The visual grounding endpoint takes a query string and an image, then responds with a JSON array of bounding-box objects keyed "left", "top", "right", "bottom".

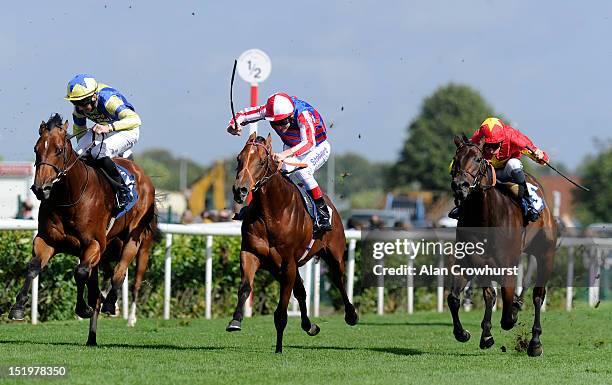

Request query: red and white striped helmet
[{"left": 264, "top": 92, "right": 295, "bottom": 121}]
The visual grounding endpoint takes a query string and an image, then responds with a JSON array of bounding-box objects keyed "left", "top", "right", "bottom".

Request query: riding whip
[{"left": 525, "top": 146, "right": 590, "bottom": 192}]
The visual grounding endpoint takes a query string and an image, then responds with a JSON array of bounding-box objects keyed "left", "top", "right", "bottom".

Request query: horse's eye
[
  {"left": 56, "top": 148, "right": 63, "bottom": 155},
  {"left": 259, "top": 160, "right": 266, "bottom": 166},
  {"left": 475, "top": 157, "right": 481, "bottom": 163}
]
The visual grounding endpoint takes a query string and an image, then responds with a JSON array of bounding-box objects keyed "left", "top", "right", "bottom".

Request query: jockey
[
  {"left": 227, "top": 92, "right": 332, "bottom": 232},
  {"left": 65, "top": 74, "right": 141, "bottom": 212},
  {"left": 449, "top": 117, "right": 549, "bottom": 222}
]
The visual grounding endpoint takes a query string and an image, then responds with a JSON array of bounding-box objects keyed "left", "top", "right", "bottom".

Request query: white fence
[{"left": 0, "top": 219, "right": 610, "bottom": 324}]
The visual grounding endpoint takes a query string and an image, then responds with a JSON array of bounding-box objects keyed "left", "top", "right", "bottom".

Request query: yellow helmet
[{"left": 65, "top": 74, "right": 98, "bottom": 101}]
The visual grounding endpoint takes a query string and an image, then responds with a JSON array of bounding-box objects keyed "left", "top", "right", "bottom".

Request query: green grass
[{"left": 1, "top": 303, "right": 610, "bottom": 385}]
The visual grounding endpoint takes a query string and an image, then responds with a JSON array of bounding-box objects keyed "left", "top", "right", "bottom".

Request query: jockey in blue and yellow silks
[{"left": 65, "top": 74, "right": 141, "bottom": 212}]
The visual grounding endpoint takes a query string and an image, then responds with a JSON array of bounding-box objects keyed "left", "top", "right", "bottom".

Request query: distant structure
[{"left": 0, "top": 161, "right": 38, "bottom": 219}]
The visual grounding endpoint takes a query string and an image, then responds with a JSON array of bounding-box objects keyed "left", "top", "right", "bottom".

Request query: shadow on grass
[
  {"left": 286, "top": 345, "right": 424, "bottom": 356},
  {"left": 0, "top": 339, "right": 226, "bottom": 351},
  {"left": 358, "top": 321, "right": 453, "bottom": 327}
]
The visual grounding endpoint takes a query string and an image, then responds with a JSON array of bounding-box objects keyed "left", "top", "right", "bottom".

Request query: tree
[
  {"left": 390, "top": 83, "right": 497, "bottom": 191},
  {"left": 574, "top": 146, "right": 612, "bottom": 224}
]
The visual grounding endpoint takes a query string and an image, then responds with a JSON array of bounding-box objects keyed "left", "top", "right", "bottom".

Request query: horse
[
  {"left": 226, "top": 133, "right": 358, "bottom": 353},
  {"left": 8, "top": 113, "right": 157, "bottom": 345},
  {"left": 447, "top": 134, "right": 556, "bottom": 357}
]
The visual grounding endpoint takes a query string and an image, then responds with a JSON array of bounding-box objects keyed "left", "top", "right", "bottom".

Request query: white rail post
[
  {"left": 407, "top": 257, "right": 414, "bottom": 315},
  {"left": 205, "top": 235, "right": 213, "bottom": 319},
  {"left": 347, "top": 238, "right": 356, "bottom": 303},
  {"left": 566, "top": 247, "right": 574, "bottom": 311},
  {"left": 377, "top": 252, "right": 384, "bottom": 315},
  {"left": 314, "top": 260, "right": 321, "bottom": 317},
  {"left": 31, "top": 276, "right": 38, "bottom": 325},
  {"left": 588, "top": 247, "right": 601, "bottom": 307},
  {"left": 163, "top": 233, "right": 172, "bottom": 320},
  {"left": 122, "top": 268, "right": 129, "bottom": 319},
  {"left": 31, "top": 230, "right": 38, "bottom": 325},
  {"left": 437, "top": 253, "right": 444, "bottom": 313},
  {"left": 305, "top": 259, "right": 313, "bottom": 316}
]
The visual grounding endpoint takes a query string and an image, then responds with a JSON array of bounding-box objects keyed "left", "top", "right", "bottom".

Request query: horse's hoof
[
  {"left": 101, "top": 302, "right": 116, "bottom": 316},
  {"left": 86, "top": 339, "right": 97, "bottom": 347},
  {"left": 8, "top": 307, "right": 25, "bottom": 321},
  {"left": 500, "top": 317, "right": 517, "bottom": 331},
  {"left": 226, "top": 319, "right": 242, "bottom": 332},
  {"left": 127, "top": 317, "right": 137, "bottom": 327},
  {"left": 479, "top": 335, "right": 495, "bottom": 349},
  {"left": 454, "top": 329, "right": 471, "bottom": 343},
  {"left": 307, "top": 324, "right": 321, "bottom": 336},
  {"left": 75, "top": 305, "right": 93, "bottom": 319},
  {"left": 345, "top": 311, "right": 359, "bottom": 326},
  {"left": 527, "top": 341, "right": 543, "bottom": 357}
]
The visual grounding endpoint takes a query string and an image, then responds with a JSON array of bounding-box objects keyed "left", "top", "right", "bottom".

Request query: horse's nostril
[
  {"left": 461, "top": 181, "right": 470, "bottom": 188},
  {"left": 239, "top": 187, "right": 248, "bottom": 195}
]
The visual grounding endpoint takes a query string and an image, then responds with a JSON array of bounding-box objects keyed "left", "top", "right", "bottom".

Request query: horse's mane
[{"left": 46, "top": 113, "right": 63, "bottom": 130}]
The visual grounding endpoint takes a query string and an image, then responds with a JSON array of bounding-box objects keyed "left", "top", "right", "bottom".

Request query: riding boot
[
  {"left": 314, "top": 198, "right": 332, "bottom": 232},
  {"left": 232, "top": 205, "right": 249, "bottom": 220},
  {"left": 448, "top": 206, "right": 461, "bottom": 219},
  {"left": 97, "top": 157, "right": 131, "bottom": 212},
  {"left": 518, "top": 182, "right": 540, "bottom": 222}
]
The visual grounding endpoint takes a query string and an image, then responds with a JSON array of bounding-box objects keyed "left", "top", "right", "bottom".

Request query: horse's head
[
  {"left": 450, "top": 134, "right": 490, "bottom": 203},
  {"left": 232, "top": 132, "right": 276, "bottom": 204},
  {"left": 32, "top": 114, "right": 73, "bottom": 200}
]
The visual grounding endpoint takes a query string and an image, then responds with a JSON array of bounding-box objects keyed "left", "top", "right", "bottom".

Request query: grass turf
[{"left": 0, "top": 303, "right": 610, "bottom": 385}]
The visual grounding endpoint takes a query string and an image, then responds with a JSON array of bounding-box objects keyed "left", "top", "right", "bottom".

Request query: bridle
[
  {"left": 34, "top": 129, "right": 95, "bottom": 207},
  {"left": 240, "top": 139, "right": 279, "bottom": 193},
  {"left": 452, "top": 142, "right": 496, "bottom": 194}
]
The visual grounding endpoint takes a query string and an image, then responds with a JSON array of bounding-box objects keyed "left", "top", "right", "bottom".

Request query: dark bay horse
[
  {"left": 8, "top": 114, "right": 157, "bottom": 345},
  {"left": 226, "top": 133, "right": 358, "bottom": 353},
  {"left": 448, "top": 134, "right": 556, "bottom": 357}
]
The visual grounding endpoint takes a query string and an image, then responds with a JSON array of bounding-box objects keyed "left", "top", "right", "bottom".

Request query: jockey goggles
[
  {"left": 71, "top": 96, "right": 95, "bottom": 107},
  {"left": 483, "top": 141, "right": 502, "bottom": 151},
  {"left": 270, "top": 117, "right": 292, "bottom": 127}
]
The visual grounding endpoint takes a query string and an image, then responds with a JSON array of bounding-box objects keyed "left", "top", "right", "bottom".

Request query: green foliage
[
  {"left": 316, "top": 153, "right": 391, "bottom": 201},
  {"left": 134, "top": 149, "right": 206, "bottom": 191},
  {"left": 574, "top": 146, "right": 612, "bottom": 224},
  {"left": 390, "top": 83, "right": 496, "bottom": 191}
]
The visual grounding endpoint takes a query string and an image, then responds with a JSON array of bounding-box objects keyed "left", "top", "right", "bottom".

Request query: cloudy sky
[{"left": 1, "top": 0, "right": 611, "bottom": 170}]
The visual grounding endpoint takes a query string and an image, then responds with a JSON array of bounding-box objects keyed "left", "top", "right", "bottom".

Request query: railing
[{"left": 0, "top": 219, "right": 610, "bottom": 324}]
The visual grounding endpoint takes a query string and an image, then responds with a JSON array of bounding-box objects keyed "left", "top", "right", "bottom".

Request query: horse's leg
[
  {"left": 500, "top": 274, "right": 519, "bottom": 330},
  {"left": 9, "top": 237, "right": 55, "bottom": 320},
  {"left": 320, "top": 250, "right": 358, "bottom": 326},
  {"left": 74, "top": 240, "right": 101, "bottom": 319},
  {"left": 102, "top": 236, "right": 141, "bottom": 315},
  {"left": 447, "top": 274, "right": 470, "bottom": 342},
  {"left": 274, "top": 261, "right": 296, "bottom": 353},
  {"left": 227, "top": 250, "right": 260, "bottom": 332},
  {"left": 527, "top": 249, "right": 553, "bottom": 357},
  {"left": 86, "top": 265, "right": 102, "bottom": 346},
  {"left": 128, "top": 235, "right": 152, "bottom": 327},
  {"left": 479, "top": 285, "right": 496, "bottom": 349},
  {"left": 293, "top": 269, "right": 320, "bottom": 336}
]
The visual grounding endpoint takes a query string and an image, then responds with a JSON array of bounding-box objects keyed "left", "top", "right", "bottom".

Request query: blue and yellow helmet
[{"left": 65, "top": 74, "right": 98, "bottom": 101}]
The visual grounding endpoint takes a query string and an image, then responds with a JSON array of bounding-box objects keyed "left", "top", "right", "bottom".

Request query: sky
[{"left": 1, "top": 0, "right": 611, "bottom": 171}]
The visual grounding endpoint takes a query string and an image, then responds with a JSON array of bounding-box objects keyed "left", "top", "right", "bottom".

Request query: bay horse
[
  {"left": 8, "top": 114, "right": 157, "bottom": 345},
  {"left": 226, "top": 133, "right": 358, "bottom": 353},
  {"left": 448, "top": 134, "right": 556, "bottom": 357}
]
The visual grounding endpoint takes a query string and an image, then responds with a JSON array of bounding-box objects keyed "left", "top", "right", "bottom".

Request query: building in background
[{"left": 0, "top": 162, "right": 38, "bottom": 219}]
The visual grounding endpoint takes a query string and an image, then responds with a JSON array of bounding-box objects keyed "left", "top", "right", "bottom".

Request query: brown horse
[
  {"left": 447, "top": 134, "right": 556, "bottom": 357},
  {"left": 8, "top": 114, "right": 157, "bottom": 345},
  {"left": 226, "top": 133, "right": 358, "bottom": 353}
]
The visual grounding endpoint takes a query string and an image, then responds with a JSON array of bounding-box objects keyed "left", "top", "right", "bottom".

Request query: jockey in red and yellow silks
[{"left": 449, "top": 117, "right": 549, "bottom": 222}]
